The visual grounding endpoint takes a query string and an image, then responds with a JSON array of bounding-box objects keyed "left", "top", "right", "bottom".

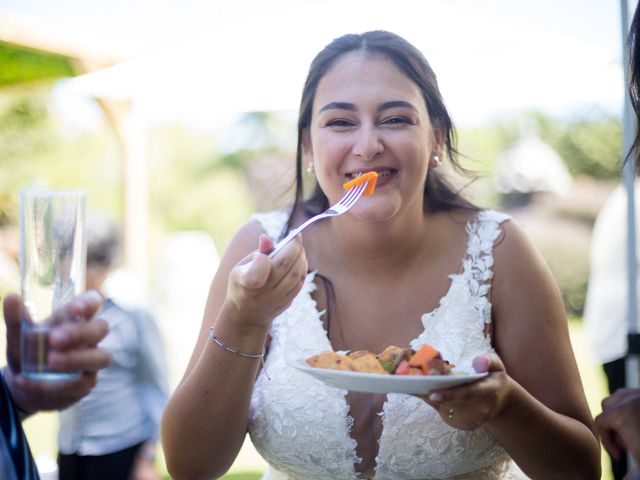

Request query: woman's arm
[
  {"left": 487, "top": 220, "right": 600, "bottom": 478},
  {"left": 161, "top": 221, "right": 307, "bottom": 480},
  {"left": 424, "top": 220, "right": 600, "bottom": 479}
]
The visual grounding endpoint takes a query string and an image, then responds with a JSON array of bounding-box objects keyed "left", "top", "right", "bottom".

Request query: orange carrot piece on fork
[{"left": 342, "top": 171, "right": 379, "bottom": 196}]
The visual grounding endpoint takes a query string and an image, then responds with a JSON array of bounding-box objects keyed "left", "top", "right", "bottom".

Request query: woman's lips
[{"left": 345, "top": 168, "right": 396, "bottom": 181}]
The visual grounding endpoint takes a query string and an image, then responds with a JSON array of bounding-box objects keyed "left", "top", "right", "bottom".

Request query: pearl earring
[
  {"left": 306, "top": 163, "right": 314, "bottom": 174},
  {"left": 432, "top": 155, "right": 442, "bottom": 167}
]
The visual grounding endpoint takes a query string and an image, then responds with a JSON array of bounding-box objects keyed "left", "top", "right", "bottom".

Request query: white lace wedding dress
[{"left": 248, "top": 210, "right": 528, "bottom": 480}]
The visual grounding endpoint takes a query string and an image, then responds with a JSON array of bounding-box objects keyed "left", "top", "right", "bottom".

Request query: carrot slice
[
  {"left": 342, "top": 171, "right": 379, "bottom": 196},
  {"left": 395, "top": 359, "right": 423, "bottom": 376},
  {"left": 408, "top": 345, "right": 440, "bottom": 372}
]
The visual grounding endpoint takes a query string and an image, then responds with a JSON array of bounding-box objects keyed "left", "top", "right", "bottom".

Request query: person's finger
[
  {"left": 237, "top": 253, "right": 272, "bottom": 290},
  {"left": 68, "top": 290, "right": 103, "bottom": 320},
  {"left": 472, "top": 355, "right": 489, "bottom": 373},
  {"left": 602, "top": 389, "right": 637, "bottom": 410},
  {"left": 2, "top": 294, "right": 22, "bottom": 327},
  {"left": 258, "top": 234, "right": 274, "bottom": 255},
  {"left": 281, "top": 251, "right": 309, "bottom": 296},
  {"left": 598, "top": 425, "right": 624, "bottom": 460},
  {"left": 49, "top": 348, "right": 112, "bottom": 373},
  {"left": 9, "top": 371, "right": 99, "bottom": 412},
  {"left": 425, "top": 354, "right": 504, "bottom": 404},
  {"left": 271, "top": 238, "right": 305, "bottom": 287},
  {"left": 3, "top": 294, "right": 24, "bottom": 369},
  {"left": 49, "top": 318, "right": 109, "bottom": 350},
  {"left": 472, "top": 353, "right": 505, "bottom": 373}
]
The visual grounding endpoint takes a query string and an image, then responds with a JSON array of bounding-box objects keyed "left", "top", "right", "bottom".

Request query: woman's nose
[{"left": 352, "top": 124, "right": 383, "bottom": 161}]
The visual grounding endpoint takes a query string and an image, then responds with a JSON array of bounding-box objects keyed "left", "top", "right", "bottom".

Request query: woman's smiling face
[{"left": 306, "top": 51, "right": 439, "bottom": 221}]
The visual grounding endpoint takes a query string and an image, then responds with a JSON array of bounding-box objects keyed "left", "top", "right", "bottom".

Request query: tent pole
[{"left": 622, "top": 0, "right": 639, "bottom": 471}]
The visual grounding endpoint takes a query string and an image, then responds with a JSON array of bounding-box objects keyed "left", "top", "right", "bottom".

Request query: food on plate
[
  {"left": 342, "top": 171, "right": 379, "bottom": 196},
  {"left": 348, "top": 349, "right": 375, "bottom": 360},
  {"left": 306, "top": 344, "right": 455, "bottom": 376},
  {"left": 378, "top": 345, "right": 412, "bottom": 372},
  {"left": 306, "top": 351, "right": 354, "bottom": 371},
  {"left": 351, "top": 352, "right": 388, "bottom": 374}
]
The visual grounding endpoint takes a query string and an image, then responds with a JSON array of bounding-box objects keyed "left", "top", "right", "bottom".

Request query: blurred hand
[
  {"left": 419, "top": 354, "right": 514, "bottom": 430},
  {"left": 596, "top": 388, "right": 640, "bottom": 465},
  {"left": 2, "top": 290, "right": 111, "bottom": 414},
  {"left": 224, "top": 234, "right": 308, "bottom": 330}
]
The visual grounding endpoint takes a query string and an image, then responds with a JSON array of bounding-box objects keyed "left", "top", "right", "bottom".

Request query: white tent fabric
[
  {"left": 59, "top": 0, "right": 623, "bottom": 129},
  {"left": 495, "top": 135, "right": 573, "bottom": 196}
]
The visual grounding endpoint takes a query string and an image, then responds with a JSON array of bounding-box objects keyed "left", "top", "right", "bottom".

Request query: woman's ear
[{"left": 432, "top": 121, "right": 446, "bottom": 157}]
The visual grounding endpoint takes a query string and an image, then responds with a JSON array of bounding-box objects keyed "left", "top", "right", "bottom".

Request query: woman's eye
[
  {"left": 381, "top": 116, "right": 413, "bottom": 126},
  {"left": 326, "top": 119, "right": 354, "bottom": 127}
]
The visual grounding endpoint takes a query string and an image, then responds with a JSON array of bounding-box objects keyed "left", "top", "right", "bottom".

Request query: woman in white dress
[{"left": 161, "top": 31, "right": 600, "bottom": 479}]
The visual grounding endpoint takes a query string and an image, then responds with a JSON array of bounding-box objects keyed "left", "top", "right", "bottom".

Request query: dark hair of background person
[
  {"left": 86, "top": 215, "right": 121, "bottom": 269},
  {"left": 628, "top": 5, "right": 640, "bottom": 172},
  {"left": 284, "top": 30, "right": 478, "bottom": 238}
]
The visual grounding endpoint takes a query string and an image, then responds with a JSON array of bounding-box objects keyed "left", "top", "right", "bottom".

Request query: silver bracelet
[{"left": 208, "top": 327, "right": 265, "bottom": 361}]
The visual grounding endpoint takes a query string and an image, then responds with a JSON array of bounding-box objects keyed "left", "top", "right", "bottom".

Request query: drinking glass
[{"left": 19, "top": 189, "right": 86, "bottom": 381}]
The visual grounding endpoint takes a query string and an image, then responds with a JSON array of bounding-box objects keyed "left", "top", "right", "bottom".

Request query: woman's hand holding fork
[{"left": 225, "top": 234, "right": 308, "bottom": 332}]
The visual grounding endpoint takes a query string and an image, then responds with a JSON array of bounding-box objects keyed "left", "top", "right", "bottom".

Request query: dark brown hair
[
  {"left": 284, "top": 30, "right": 477, "bottom": 236},
  {"left": 629, "top": 6, "right": 640, "bottom": 173}
]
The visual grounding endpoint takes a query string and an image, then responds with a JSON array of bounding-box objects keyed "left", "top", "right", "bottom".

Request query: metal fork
[{"left": 269, "top": 182, "right": 368, "bottom": 258}]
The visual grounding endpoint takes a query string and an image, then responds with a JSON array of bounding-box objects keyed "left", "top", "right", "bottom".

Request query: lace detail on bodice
[
  {"left": 248, "top": 210, "right": 526, "bottom": 480},
  {"left": 248, "top": 274, "right": 360, "bottom": 479}
]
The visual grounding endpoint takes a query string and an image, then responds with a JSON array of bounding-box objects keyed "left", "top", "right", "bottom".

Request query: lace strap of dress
[
  {"left": 462, "top": 210, "right": 511, "bottom": 324},
  {"left": 252, "top": 210, "right": 290, "bottom": 240}
]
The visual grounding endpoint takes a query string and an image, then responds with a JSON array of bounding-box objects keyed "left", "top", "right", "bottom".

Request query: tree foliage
[
  {"left": 0, "top": 88, "right": 122, "bottom": 225},
  {"left": 459, "top": 111, "right": 623, "bottom": 180},
  {"left": 535, "top": 112, "right": 622, "bottom": 179},
  {"left": 0, "top": 43, "right": 74, "bottom": 86}
]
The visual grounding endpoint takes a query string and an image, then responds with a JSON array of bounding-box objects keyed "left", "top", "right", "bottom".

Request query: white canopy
[{"left": 58, "top": 0, "right": 623, "bottom": 129}]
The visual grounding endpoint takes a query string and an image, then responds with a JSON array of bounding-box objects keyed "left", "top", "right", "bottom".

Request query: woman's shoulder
[
  {"left": 434, "top": 208, "right": 510, "bottom": 234},
  {"left": 447, "top": 208, "right": 540, "bottom": 277},
  {"left": 487, "top": 212, "right": 554, "bottom": 289},
  {"left": 477, "top": 209, "right": 511, "bottom": 225}
]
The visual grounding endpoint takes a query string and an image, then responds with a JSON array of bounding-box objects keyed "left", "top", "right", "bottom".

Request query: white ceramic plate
[{"left": 289, "top": 361, "right": 488, "bottom": 394}]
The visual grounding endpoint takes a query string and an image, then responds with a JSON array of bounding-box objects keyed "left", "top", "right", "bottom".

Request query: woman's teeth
[{"left": 347, "top": 170, "right": 392, "bottom": 179}]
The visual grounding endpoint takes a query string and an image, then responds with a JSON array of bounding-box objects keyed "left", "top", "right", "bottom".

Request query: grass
[
  {"left": 163, "top": 473, "right": 262, "bottom": 480},
  {"left": 211, "top": 473, "right": 261, "bottom": 480},
  {"left": 18, "top": 317, "right": 613, "bottom": 479}
]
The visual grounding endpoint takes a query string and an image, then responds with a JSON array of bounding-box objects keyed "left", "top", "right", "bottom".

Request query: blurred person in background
[
  {"left": 585, "top": 179, "right": 640, "bottom": 479},
  {"left": 57, "top": 215, "right": 169, "bottom": 480},
  {"left": 2, "top": 291, "right": 111, "bottom": 480},
  {"left": 595, "top": 4, "right": 640, "bottom": 480}
]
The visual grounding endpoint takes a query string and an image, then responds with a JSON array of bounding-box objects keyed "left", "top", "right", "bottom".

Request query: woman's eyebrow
[
  {"left": 378, "top": 100, "right": 418, "bottom": 112},
  {"left": 318, "top": 100, "right": 418, "bottom": 114},
  {"left": 318, "top": 102, "right": 356, "bottom": 113}
]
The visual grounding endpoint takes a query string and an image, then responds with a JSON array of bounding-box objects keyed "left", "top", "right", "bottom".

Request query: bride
[{"left": 161, "top": 30, "right": 600, "bottom": 480}]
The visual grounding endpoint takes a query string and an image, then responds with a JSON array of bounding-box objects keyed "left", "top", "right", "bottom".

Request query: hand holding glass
[{"left": 20, "top": 190, "right": 86, "bottom": 381}]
